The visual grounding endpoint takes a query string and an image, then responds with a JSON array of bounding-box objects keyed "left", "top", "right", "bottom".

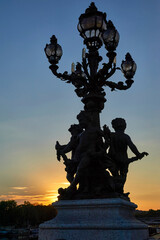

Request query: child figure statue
[
  {"left": 55, "top": 124, "right": 83, "bottom": 183},
  {"left": 108, "top": 118, "right": 148, "bottom": 195}
]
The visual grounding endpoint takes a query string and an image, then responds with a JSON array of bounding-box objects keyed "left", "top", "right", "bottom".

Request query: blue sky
[{"left": 0, "top": 0, "right": 160, "bottom": 209}]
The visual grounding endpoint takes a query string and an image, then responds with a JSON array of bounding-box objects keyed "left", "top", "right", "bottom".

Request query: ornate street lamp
[
  {"left": 44, "top": 3, "right": 136, "bottom": 129},
  {"left": 44, "top": 1, "right": 138, "bottom": 194},
  {"left": 44, "top": 3, "right": 136, "bottom": 115},
  {"left": 40, "top": 5, "right": 149, "bottom": 240}
]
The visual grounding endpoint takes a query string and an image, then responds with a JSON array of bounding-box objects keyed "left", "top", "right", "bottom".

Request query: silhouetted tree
[
  {"left": 0, "top": 200, "right": 57, "bottom": 227},
  {"left": 0, "top": 200, "right": 17, "bottom": 225}
]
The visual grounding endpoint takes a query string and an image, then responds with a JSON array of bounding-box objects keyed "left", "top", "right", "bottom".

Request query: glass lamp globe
[
  {"left": 77, "top": 2, "right": 107, "bottom": 50},
  {"left": 121, "top": 53, "right": 137, "bottom": 79},
  {"left": 102, "top": 20, "right": 119, "bottom": 52},
  {"left": 45, "top": 35, "right": 63, "bottom": 64}
]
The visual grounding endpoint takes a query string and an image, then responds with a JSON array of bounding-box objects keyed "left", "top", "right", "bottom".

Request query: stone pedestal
[{"left": 39, "top": 198, "right": 149, "bottom": 240}]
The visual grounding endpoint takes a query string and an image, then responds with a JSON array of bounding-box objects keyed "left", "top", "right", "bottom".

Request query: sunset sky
[{"left": 0, "top": 0, "right": 160, "bottom": 210}]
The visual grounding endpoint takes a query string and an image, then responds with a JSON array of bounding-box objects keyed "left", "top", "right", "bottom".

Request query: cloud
[
  {"left": 0, "top": 190, "right": 58, "bottom": 205},
  {"left": 46, "top": 190, "right": 57, "bottom": 193},
  {"left": 61, "top": 182, "right": 70, "bottom": 185},
  {"left": 11, "top": 187, "right": 28, "bottom": 190},
  {"left": 135, "top": 192, "right": 160, "bottom": 202},
  {"left": 52, "top": 182, "right": 69, "bottom": 185}
]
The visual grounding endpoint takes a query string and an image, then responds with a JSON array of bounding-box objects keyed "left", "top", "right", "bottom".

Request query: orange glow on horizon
[
  {"left": 0, "top": 186, "right": 159, "bottom": 210},
  {"left": 0, "top": 165, "right": 159, "bottom": 210},
  {"left": 0, "top": 193, "right": 159, "bottom": 210},
  {"left": 0, "top": 182, "right": 70, "bottom": 206}
]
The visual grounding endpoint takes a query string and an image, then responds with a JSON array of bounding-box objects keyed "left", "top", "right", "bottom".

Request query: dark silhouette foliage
[
  {"left": 0, "top": 200, "right": 57, "bottom": 227},
  {"left": 135, "top": 209, "right": 160, "bottom": 218}
]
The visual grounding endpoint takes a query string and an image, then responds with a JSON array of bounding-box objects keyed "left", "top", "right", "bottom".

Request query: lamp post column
[{"left": 82, "top": 94, "right": 106, "bottom": 128}]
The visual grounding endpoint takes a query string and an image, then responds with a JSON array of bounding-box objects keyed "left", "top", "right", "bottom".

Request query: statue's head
[
  {"left": 68, "top": 124, "right": 83, "bottom": 135},
  {"left": 111, "top": 118, "right": 126, "bottom": 132},
  {"left": 77, "top": 111, "right": 92, "bottom": 128}
]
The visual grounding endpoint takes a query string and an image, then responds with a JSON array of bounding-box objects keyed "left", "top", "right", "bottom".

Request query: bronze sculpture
[
  {"left": 44, "top": 3, "right": 148, "bottom": 201},
  {"left": 56, "top": 116, "right": 148, "bottom": 200},
  {"left": 107, "top": 118, "right": 148, "bottom": 195}
]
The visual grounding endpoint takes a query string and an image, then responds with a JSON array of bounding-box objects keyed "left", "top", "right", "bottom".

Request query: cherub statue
[
  {"left": 65, "top": 111, "right": 114, "bottom": 196},
  {"left": 107, "top": 118, "right": 148, "bottom": 194},
  {"left": 55, "top": 124, "right": 83, "bottom": 183}
]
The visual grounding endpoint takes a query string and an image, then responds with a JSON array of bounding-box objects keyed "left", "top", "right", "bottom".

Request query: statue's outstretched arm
[
  {"left": 61, "top": 136, "right": 78, "bottom": 154},
  {"left": 127, "top": 136, "right": 141, "bottom": 157},
  {"left": 127, "top": 136, "right": 149, "bottom": 159}
]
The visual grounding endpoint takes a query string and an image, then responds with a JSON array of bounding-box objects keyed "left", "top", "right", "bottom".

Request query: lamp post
[
  {"left": 40, "top": 5, "right": 149, "bottom": 240},
  {"left": 45, "top": 2, "right": 136, "bottom": 129}
]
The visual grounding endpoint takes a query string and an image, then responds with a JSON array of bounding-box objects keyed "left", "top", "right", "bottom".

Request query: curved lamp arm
[
  {"left": 104, "top": 79, "right": 134, "bottom": 91},
  {"left": 49, "top": 64, "right": 90, "bottom": 98},
  {"left": 49, "top": 65, "right": 72, "bottom": 82},
  {"left": 49, "top": 65, "right": 86, "bottom": 83}
]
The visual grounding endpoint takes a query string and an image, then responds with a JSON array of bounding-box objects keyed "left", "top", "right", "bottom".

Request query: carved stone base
[{"left": 39, "top": 198, "right": 149, "bottom": 240}]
